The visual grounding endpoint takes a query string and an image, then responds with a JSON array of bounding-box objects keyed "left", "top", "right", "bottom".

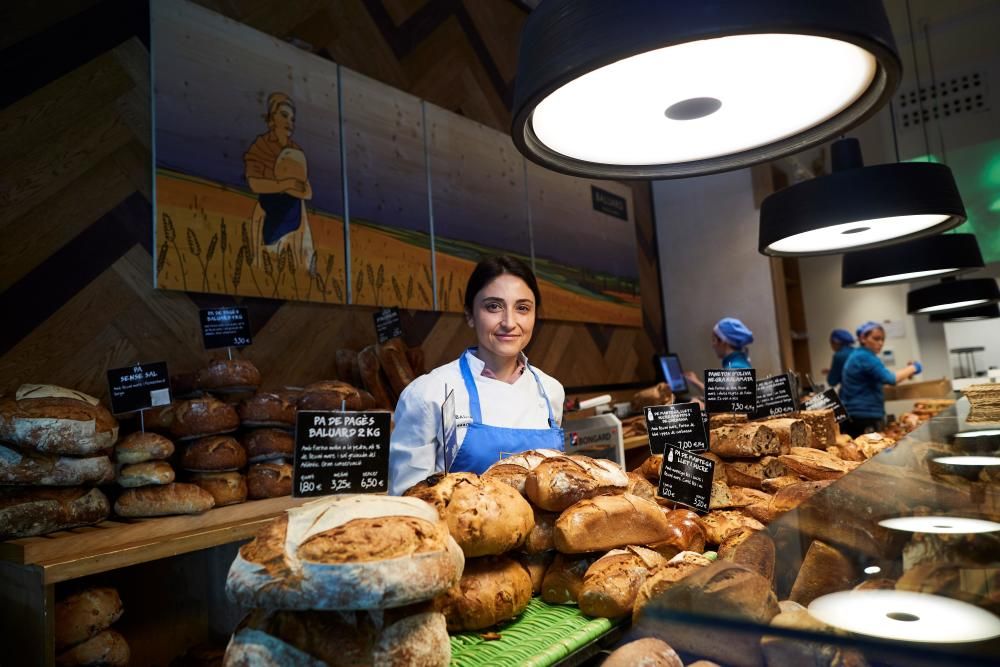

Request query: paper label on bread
[
  {"left": 227, "top": 494, "right": 464, "bottom": 610},
  {"left": 16, "top": 384, "right": 100, "bottom": 405}
]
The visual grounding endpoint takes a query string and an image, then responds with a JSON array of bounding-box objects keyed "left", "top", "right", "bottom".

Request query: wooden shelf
[{"left": 0, "top": 496, "right": 308, "bottom": 584}]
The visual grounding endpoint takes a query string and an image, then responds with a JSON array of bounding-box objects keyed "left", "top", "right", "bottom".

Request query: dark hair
[{"left": 464, "top": 255, "right": 541, "bottom": 314}]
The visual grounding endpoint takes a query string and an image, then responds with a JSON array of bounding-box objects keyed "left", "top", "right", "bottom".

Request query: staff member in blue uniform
[
  {"left": 388, "top": 256, "right": 565, "bottom": 495},
  {"left": 685, "top": 317, "right": 755, "bottom": 391},
  {"left": 824, "top": 328, "right": 856, "bottom": 387},
  {"left": 840, "top": 321, "right": 922, "bottom": 437}
]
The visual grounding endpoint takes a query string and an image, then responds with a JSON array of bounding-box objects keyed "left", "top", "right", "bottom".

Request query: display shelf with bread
[{"left": 628, "top": 397, "right": 1000, "bottom": 667}]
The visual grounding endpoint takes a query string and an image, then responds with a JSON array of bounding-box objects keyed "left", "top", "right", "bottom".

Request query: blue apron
[{"left": 450, "top": 350, "right": 564, "bottom": 475}]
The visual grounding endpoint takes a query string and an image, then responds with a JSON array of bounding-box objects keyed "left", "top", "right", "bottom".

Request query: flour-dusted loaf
[
  {"left": 0, "top": 486, "right": 110, "bottom": 540},
  {"left": 779, "top": 447, "right": 859, "bottom": 481},
  {"left": 117, "top": 461, "right": 175, "bottom": 487},
  {"left": 578, "top": 545, "right": 669, "bottom": 618},
  {"left": 242, "top": 428, "right": 294, "bottom": 462},
  {"left": 225, "top": 606, "right": 451, "bottom": 667},
  {"left": 554, "top": 494, "right": 673, "bottom": 553},
  {"left": 247, "top": 461, "right": 293, "bottom": 499},
  {"left": 170, "top": 396, "right": 240, "bottom": 439},
  {"left": 632, "top": 551, "right": 713, "bottom": 623},
  {"left": 195, "top": 359, "right": 262, "bottom": 392},
  {"left": 0, "top": 385, "right": 118, "bottom": 456},
  {"left": 700, "top": 510, "right": 765, "bottom": 546},
  {"left": 603, "top": 638, "right": 683, "bottom": 667},
  {"left": 114, "top": 431, "right": 174, "bottom": 464},
  {"left": 710, "top": 424, "right": 781, "bottom": 458},
  {"left": 0, "top": 444, "right": 114, "bottom": 486},
  {"left": 55, "top": 629, "right": 129, "bottom": 667},
  {"left": 296, "top": 381, "right": 365, "bottom": 411},
  {"left": 191, "top": 471, "right": 248, "bottom": 507},
  {"left": 541, "top": 553, "right": 601, "bottom": 605},
  {"left": 55, "top": 587, "right": 123, "bottom": 651},
  {"left": 432, "top": 555, "right": 532, "bottom": 631},
  {"left": 181, "top": 436, "right": 247, "bottom": 472},
  {"left": 481, "top": 449, "right": 562, "bottom": 496},
  {"left": 238, "top": 391, "right": 298, "bottom": 428},
  {"left": 525, "top": 455, "right": 628, "bottom": 512},
  {"left": 403, "top": 472, "right": 534, "bottom": 557},
  {"left": 227, "top": 495, "right": 464, "bottom": 610},
  {"left": 114, "top": 483, "right": 215, "bottom": 517},
  {"left": 523, "top": 507, "right": 558, "bottom": 554}
]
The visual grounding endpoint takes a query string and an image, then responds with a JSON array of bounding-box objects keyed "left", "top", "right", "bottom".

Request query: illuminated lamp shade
[
  {"left": 906, "top": 278, "right": 1000, "bottom": 315},
  {"left": 759, "top": 139, "right": 966, "bottom": 256},
  {"left": 511, "top": 0, "right": 901, "bottom": 179},
  {"left": 930, "top": 303, "right": 1000, "bottom": 322},
  {"left": 842, "top": 233, "right": 983, "bottom": 287}
]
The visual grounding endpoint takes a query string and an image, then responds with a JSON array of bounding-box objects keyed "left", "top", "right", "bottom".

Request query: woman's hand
[{"left": 684, "top": 371, "right": 705, "bottom": 392}]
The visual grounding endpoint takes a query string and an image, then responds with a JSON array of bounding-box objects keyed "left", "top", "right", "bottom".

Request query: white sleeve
[
  {"left": 550, "top": 380, "right": 565, "bottom": 426},
  {"left": 388, "top": 380, "right": 444, "bottom": 495}
]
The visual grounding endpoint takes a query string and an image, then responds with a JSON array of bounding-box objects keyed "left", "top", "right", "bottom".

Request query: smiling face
[
  {"left": 466, "top": 273, "right": 536, "bottom": 360},
  {"left": 860, "top": 327, "right": 886, "bottom": 354}
]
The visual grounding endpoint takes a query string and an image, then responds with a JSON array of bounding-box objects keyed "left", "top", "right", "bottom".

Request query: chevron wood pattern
[{"left": 0, "top": 0, "right": 665, "bottom": 411}]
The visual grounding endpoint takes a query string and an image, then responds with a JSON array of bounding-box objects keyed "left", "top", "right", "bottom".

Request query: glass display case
[{"left": 634, "top": 399, "right": 1000, "bottom": 667}]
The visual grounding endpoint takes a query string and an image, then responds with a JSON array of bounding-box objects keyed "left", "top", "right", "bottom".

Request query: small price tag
[
  {"left": 442, "top": 387, "right": 458, "bottom": 473},
  {"left": 199, "top": 307, "right": 252, "bottom": 349},
  {"left": 106, "top": 362, "right": 171, "bottom": 415},
  {"left": 705, "top": 368, "right": 756, "bottom": 415},
  {"left": 645, "top": 402, "right": 708, "bottom": 455},
  {"left": 373, "top": 307, "right": 403, "bottom": 344},
  {"left": 752, "top": 373, "right": 797, "bottom": 420},
  {"left": 802, "top": 389, "right": 849, "bottom": 423},
  {"left": 657, "top": 445, "right": 714, "bottom": 512},
  {"left": 292, "top": 410, "right": 391, "bottom": 497}
]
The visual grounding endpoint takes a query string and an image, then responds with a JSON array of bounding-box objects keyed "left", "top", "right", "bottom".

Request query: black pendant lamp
[
  {"left": 842, "top": 233, "right": 983, "bottom": 287},
  {"left": 929, "top": 304, "right": 1000, "bottom": 322},
  {"left": 759, "top": 138, "right": 966, "bottom": 256},
  {"left": 907, "top": 278, "right": 1000, "bottom": 315},
  {"left": 511, "top": 0, "right": 901, "bottom": 179}
]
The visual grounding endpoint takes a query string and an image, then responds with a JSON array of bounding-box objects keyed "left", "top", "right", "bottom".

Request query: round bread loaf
[
  {"left": 403, "top": 472, "right": 534, "bottom": 557},
  {"left": 481, "top": 449, "right": 562, "bottom": 496},
  {"left": 238, "top": 392, "right": 297, "bottom": 428},
  {"left": 243, "top": 428, "right": 294, "bottom": 462},
  {"left": 554, "top": 494, "right": 674, "bottom": 553},
  {"left": 603, "top": 638, "right": 683, "bottom": 667},
  {"left": 0, "top": 385, "right": 119, "bottom": 456},
  {"left": 0, "top": 487, "right": 110, "bottom": 540},
  {"left": 523, "top": 507, "right": 558, "bottom": 554},
  {"left": 578, "top": 545, "right": 669, "bottom": 618},
  {"left": 114, "top": 431, "right": 174, "bottom": 464},
  {"left": 541, "top": 552, "right": 600, "bottom": 605},
  {"left": 181, "top": 436, "right": 246, "bottom": 472},
  {"left": 632, "top": 551, "right": 713, "bottom": 623},
  {"left": 647, "top": 509, "right": 707, "bottom": 559},
  {"left": 296, "top": 381, "right": 364, "bottom": 411},
  {"left": 55, "top": 587, "right": 123, "bottom": 651},
  {"left": 55, "top": 628, "right": 129, "bottom": 667},
  {"left": 190, "top": 471, "right": 248, "bottom": 506},
  {"left": 247, "top": 461, "right": 293, "bottom": 499},
  {"left": 525, "top": 455, "right": 628, "bottom": 512},
  {"left": 195, "top": 359, "right": 261, "bottom": 392},
  {"left": 170, "top": 371, "right": 202, "bottom": 399},
  {"left": 227, "top": 607, "right": 450, "bottom": 667},
  {"left": 117, "top": 461, "right": 175, "bottom": 487},
  {"left": 114, "top": 483, "right": 215, "bottom": 517},
  {"left": 226, "top": 495, "right": 465, "bottom": 610},
  {"left": 138, "top": 402, "right": 176, "bottom": 432},
  {"left": 433, "top": 556, "right": 532, "bottom": 631},
  {"left": 0, "top": 444, "right": 114, "bottom": 486},
  {"left": 170, "top": 397, "right": 240, "bottom": 439}
]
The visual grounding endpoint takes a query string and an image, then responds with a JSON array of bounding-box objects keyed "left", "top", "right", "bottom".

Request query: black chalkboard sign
[
  {"left": 753, "top": 374, "right": 797, "bottom": 420},
  {"left": 106, "top": 362, "right": 171, "bottom": 415},
  {"left": 373, "top": 307, "right": 403, "bottom": 344},
  {"left": 803, "top": 389, "right": 849, "bottom": 423},
  {"left": 645, "top": 402, "right": 708, "bottom": 455},
  {"left": 293, "top": 410, "right": 391, "bottom": 497},
  {"left": 704, "top": 368, "right": 756, "bottom": 415},
  {"left": 657, "top": 445, "right": 714, "bottom": 512},
  {"left": 200, "top": 307, "right": 252, "bottom": 349}
]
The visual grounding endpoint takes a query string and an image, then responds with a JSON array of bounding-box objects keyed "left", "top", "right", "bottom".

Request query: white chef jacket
[{"left": 388, "top": 349, "right": 565, "bottom": 495}]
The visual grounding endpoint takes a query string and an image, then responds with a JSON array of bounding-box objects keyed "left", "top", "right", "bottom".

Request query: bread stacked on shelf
[
  {"left": 113, "top": 430, "right": 218, "bottom": 517},
  {"left": 224, "top": 495, "right": 458, "bottom": 665},
  {"left": 345, "top": 340, "right": 423, "bottom": 410},
  {"left": 238, "top": 390, "right": 297, "bottom": 501},
  {"left": 55, "top": 587, "right": 129, "bottom": 667},
  {"left": 0, "top": 385, "right": 115, "bottom": 539}
]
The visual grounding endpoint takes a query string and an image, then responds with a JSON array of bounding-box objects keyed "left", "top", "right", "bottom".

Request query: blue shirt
[
  {"left": 827, "top": 346, "right": 854, "bottom": 387},
  {"left": 722, "top": 351, "right": 752, "bottom": 369},
  {"left": 840, "top": 347, "right": 896, "bottom": 419}
]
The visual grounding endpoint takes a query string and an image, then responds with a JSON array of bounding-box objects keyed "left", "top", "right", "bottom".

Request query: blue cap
[
  {"left": 830, "top": 328, "right": 855, "bottom": 345},
  {"left": 856, "top": 321, "right": 883, "bottom": 338},
  {"left": 714, "top": 317, "right": 754, "bottom": 349}
]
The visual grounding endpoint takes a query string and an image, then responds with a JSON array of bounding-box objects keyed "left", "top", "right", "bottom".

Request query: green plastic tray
[{"left": 449, "top": 598, "right": 617, "bottom": 667}]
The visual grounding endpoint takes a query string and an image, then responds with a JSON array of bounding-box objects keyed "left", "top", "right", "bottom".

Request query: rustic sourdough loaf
[
  {"left": 170, "top": 396, "right": 240, "bottom": 439},
  {"left": 481, "top": 449, "right": 562, "bottom": 496},
  {"left": 0, "top": 487, "right": 110, "bottom": 540},
  {"left": 578, "top": 545, "right": 669, "bottom": 618},
  {"left": 55, "top": 587, "right": 123, "bottom": 651},
  {"left": 117, "top": 461, "right": 174, "bottom": 487},
  {"left": 0, "top": 384, "right": 118, "bottom": 455},
  {"left": 541, "top": 552, "right": 601, "bottom": 605},
  {"left": 190, "top": 471, "right": 247, "bottom": 506},
  {"left": 114, "top": 431, "right": 174, "bottom": 464},
  {"left": 247, "top": 460, "right": 293, "bottom": 499},
  {"left": 114, "top": 483, "right": 215, "bottom": 517},
  {"left": 0, "top": 444, "right": 114, "bottom": 486},
  {"left": 432, "top": 555, "right": 531, "bottom": 631},
  {"left": 554, "top": 494, "right": 673, "bottom": 553},
  {"left": 525, "top": 455, "right": 628, "bottom": 512}
]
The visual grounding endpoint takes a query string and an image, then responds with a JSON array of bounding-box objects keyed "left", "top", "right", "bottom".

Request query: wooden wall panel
[{"left": 0, "top": 0, "right": 666, "bottom": 407}]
